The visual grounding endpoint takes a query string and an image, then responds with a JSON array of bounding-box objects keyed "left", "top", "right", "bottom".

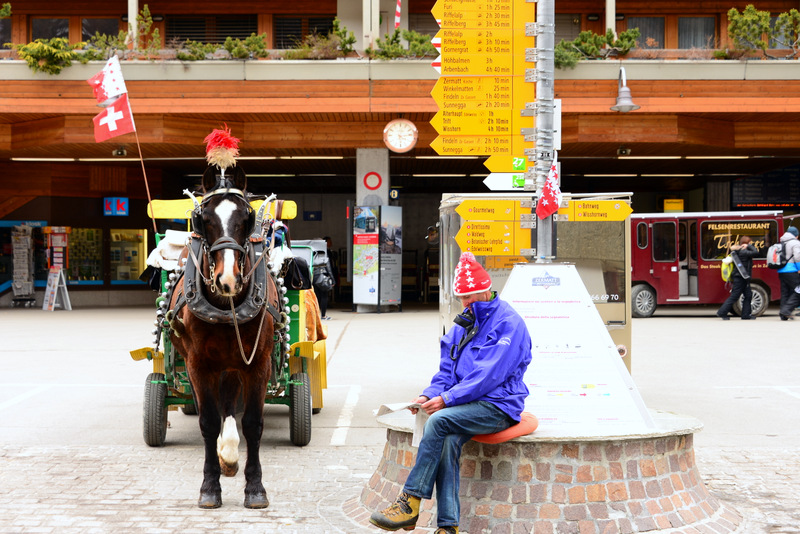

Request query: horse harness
[{"left": 166, "top": 189, "right": 284, "bottom": 365}]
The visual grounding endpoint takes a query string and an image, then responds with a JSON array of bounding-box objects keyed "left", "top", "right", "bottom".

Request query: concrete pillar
[{"left": 356, "top": 148, "right": 389, "bottom": 207}]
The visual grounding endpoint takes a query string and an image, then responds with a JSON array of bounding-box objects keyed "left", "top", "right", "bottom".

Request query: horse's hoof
[
  {"left": 198, "top": 492, "right": 222, "bottom": 509},
  {"left": 244, "top": 491, "right": 269, "bottom": 509}
]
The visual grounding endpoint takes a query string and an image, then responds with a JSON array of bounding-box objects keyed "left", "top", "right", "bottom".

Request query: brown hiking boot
[
  {"left": 369, "top": 492, "right": 421, "bottom": 531},
  {"left": 434, "top": 527, "right": 459, "bottom": 534}
]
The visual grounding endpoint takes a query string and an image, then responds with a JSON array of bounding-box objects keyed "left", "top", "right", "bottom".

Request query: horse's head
[{"left": 195, "top": 166, "right": 256, "bottom": 297}]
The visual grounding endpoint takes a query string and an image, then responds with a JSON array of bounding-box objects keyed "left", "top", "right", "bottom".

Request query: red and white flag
[
  {"left": 394, "top": 0, "right": 402, "bottom": 29},
  {"left": 86, "top": 56, "right": 128, "bottom": 106},
  {"left": 535, "top": 152, "right": 562, "bottom": 220},
  {"left": 92, "top": 93, "right": 136, "bottom": 143}
]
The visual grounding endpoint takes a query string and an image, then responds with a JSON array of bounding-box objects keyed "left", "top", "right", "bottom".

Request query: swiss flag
[
  {"left": 86, "top": 56, "right": 128, "bottom": 106},
  {"left": 92, "top": 93, "right": 136, "bottom": 143},
  {"left": 535, "top": 152, "right": 562, "bottom": 220}
]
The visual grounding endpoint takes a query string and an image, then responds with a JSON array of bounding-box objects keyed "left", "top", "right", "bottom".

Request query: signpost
[
  {"left": 430, "top": 0, "right": 535, "bottom": 159},
  {"left": 557, "top": 200, "right": 634, "bottom": 222}
]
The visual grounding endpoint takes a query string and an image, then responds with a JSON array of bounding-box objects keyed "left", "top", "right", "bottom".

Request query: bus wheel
[
  {"left": 632, "top": 284, "right": 657, "bottom": 318},
  {"left": 734, "top": 284, "right": 769, "bottom": 317}
]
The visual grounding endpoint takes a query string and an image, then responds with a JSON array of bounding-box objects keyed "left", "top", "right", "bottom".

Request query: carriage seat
[{"left": 146, "top": 230, "right": 192, "bottom": 271}]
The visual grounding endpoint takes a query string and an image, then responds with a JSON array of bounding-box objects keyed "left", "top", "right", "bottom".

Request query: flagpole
[{"left": 133, "top": 129, "right": 158, "bottom": 235}]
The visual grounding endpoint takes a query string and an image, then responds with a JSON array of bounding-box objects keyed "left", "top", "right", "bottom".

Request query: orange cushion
[{"left": 472, "top": 412, "right": 538, "bottom": 444}]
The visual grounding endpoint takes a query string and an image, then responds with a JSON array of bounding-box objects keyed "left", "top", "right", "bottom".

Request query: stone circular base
[{"left": 350, "top": 411, "right": 743, "bottom": 533}]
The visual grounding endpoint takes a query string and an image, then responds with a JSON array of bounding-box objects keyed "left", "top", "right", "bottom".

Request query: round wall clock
[{"left": 383, "top": 119, "right": 418, "bottom": 153}]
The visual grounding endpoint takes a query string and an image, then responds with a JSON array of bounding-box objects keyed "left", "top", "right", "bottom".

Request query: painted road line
[{"left": 330, "top": 384, "right": 361, "bottom": 446}]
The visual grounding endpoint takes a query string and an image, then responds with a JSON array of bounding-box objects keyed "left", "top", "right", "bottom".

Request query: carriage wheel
[
  {"left": 143, "top": 372, "right": 168, "bottom": 447},
  {"left": 289, "top": 372, "right": 312, "bottom": 446},
  {"left": 181, "top": 381, "right": 198, "bottom": 415}
]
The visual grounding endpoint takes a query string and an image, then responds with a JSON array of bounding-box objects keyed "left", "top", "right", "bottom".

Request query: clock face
[{"left": 383, "top": 119, "right": 418, "bottom": 153}]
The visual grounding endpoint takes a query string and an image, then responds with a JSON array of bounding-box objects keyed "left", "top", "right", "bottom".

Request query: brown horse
[{"left": 168, "top": 166, "right": 283, "bottom": 509}]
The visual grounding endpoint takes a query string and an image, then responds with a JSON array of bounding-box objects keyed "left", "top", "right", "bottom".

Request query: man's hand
[
  {"left": 420, "top": 396, "right": 446, "bottom": 415},
  {"left": 409, "top": 396, "right": 429, "bottom": 415}
]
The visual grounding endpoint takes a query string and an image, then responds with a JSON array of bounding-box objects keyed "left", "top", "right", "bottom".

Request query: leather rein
[{"left": 177, "top": 190, "right": 284, "bottom": 366}]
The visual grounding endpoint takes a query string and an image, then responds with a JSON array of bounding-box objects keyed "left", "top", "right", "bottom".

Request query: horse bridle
[
  {"left": 182, "top": 189, "right": 281, "bottom": 365},
  {"left": 185, "top": 188, "right": 260, "bottom": 292}
]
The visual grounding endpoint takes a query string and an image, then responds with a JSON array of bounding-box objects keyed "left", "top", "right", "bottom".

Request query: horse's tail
[{"left": 216, "top": 415, "right": 240, "bottom": 477}]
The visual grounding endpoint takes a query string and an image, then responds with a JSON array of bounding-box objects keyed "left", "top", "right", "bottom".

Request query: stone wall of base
[{"left": 352, "top": 429, "right": 743, "bottom": 534}]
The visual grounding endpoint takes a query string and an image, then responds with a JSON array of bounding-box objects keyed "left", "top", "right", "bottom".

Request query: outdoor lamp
[{"left": 611, "top": 67, "right": 640, "bottom": 113}]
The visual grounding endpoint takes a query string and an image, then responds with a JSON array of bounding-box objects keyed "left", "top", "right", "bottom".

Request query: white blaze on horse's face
[{"left": 214, "top": 199, "right": 242, "bottom": 296}]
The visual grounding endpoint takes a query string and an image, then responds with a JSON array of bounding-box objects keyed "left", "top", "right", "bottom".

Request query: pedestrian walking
[
  {"left": 778, "top": 226, "right": 800, "bottom": 320},
  {"left": 716, "top": 236, "right": 758, "bottom": 320}
]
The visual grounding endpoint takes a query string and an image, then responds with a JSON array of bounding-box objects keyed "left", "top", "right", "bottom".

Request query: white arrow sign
[{"left": 483, "top": 172, "right": 526, "bottom": 191}]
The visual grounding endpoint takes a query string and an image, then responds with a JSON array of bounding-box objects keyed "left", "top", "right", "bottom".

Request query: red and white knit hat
[{"left": 453, "top": 252, "right": 492, "bottom": 296}]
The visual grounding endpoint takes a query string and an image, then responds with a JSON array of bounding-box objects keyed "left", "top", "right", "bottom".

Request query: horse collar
[{"left": 184, "top": 237, "right": 273, "bottom": 325}]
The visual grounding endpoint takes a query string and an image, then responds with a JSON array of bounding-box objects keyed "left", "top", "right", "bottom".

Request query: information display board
[{"left": 502, "top": 263, "right": 652, "bottom": 437}]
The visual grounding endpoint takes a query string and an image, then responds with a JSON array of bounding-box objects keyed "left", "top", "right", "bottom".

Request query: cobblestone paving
[
  {"left": 696, "top": 447, "right": 800, "bottom": 534},
  {"left": 1, "top": 442, "right": 799, "bottom": 533}
]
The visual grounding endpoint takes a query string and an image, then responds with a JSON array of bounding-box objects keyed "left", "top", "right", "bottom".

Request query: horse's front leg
[
  {"left": 196, "top": 382, "right": 224, "bottom": 508},
  {"left": 241, "top": 376, "right": 269, "bottom": 509}
]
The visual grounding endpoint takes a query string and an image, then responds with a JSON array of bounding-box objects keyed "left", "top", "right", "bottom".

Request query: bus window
[
  {"left": 690, "top": 222, "right": 697, "bottom": 261},
  {"left": 700, "top": 220, "right": 777, "bottom": 260},
  {"left": 636, "top": 222, "right": 648, "bottom": 248},
  {"left": 652, "top": 222, "right": 676, "bottom": 261}
]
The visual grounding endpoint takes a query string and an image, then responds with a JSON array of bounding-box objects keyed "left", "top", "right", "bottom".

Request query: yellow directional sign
[
  {"left": 557, "top": 200, "right": 633, "bottom": 221},
  {"left": 439, "top": 53, "right": 514, "bottom": 76},
  {"left": 431, "top": 76, "right": 514, "bottom": 108},
  {"left": 432, "top": 135, "right": 514, "bottom": 155},
  {"left": 456, "top": 221, "right": 531, "bottom": 255},
  {"left": 455, "top": 199, "right": 529, "bottom": 221},
  {"left": 436, "top": 28, "right": 515, "bottom": 55},
  {"left": 431, "top": 109, "right": 515, "bottom": 135},
  {"left": 433, "top": 0, "right": 515, "bottom": 26}
]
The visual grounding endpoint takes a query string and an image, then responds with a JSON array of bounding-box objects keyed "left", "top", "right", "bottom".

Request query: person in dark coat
[{"left": 716, "top": 235, "right": 759, "bottom": 320}]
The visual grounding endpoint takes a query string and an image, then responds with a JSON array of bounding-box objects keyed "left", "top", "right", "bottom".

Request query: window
[
  {"left": 678, "top": 17, "right": 715, "bottom": 49},
  {"left": 700, "top": 220, "right": 777, "bottom": 260},
  {"left": 68, "top": 228, "right": 103, "bottom": 283},
  {"left": 636, "top": 222, "right": 648, "bottom": 248},
  {"left": 0, "top": 18, "right": 10, "bottom": 46},
  {"left": 166, "top": 15, "right": 258, "bottom": 44},
  {"left": 82, "top": 18, "right": 120, "bottom": 41},
  {"left": 628, "top": 16, "right": 664, "bottom": 49},
  {"left": 274, "top": 16, "right": 334, "bottom": 49},
  {"left": 770, "top": 16, "right": 792, "bottom": 49},
  {"left": 652, "top": 222, "right": 676, "bottom": 262},
  {"left": 110, "top": 229, "right": 147, "bottom": 284},
  {"left": 555, "top": 14, "right": 581, "bottom": 44},
  {"left": 409, "top": 13, "right": 438, "bottom": 38},
  {"left": 31, "top": 18, "right": 69, "bottom": 40}
]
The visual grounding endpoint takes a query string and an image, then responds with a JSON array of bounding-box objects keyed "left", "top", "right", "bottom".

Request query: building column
[
  {"left": 356, "top": 148, "right": 389, "bottom": 207},
  {"left": 605, "top": 0, "right": 616, "bottom": 36}
]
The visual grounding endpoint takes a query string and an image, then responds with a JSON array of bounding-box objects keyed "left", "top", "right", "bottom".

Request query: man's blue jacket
[{"left": 422, "top": 295, "right": 532, "bottom": 421}]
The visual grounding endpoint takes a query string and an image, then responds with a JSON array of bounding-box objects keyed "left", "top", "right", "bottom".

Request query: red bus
[{"left": 631, "top": 211, "right": 787, "bottom": 317}]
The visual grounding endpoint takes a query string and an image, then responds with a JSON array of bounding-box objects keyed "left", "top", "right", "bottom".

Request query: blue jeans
[{"left": 403, "top": 401, "right": 513, "bottom": 527}]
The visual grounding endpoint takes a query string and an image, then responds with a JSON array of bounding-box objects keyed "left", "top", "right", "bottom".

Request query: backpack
[
  {"left": 721, "top": 255, "right": 734, "bottom": 281},
  {"left": 767, "top": 242, "right": 790, "bottom": 270}
]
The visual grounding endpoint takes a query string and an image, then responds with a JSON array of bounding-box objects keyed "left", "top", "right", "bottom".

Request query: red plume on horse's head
[{"left": 204, "top": 124, "right": 240, "bottom": 171}]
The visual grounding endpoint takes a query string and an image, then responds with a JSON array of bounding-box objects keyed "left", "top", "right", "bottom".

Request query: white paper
[{"left": 375, "top": 402, "right": 428, "bottom": 447}]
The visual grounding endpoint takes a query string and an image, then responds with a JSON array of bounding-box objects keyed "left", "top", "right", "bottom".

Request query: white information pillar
[{"left": 502, "top": 263, "right": 654, "bottom": 437}]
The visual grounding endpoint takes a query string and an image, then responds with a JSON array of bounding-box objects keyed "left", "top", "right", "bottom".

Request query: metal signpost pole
[{"left": 525, "top": 0, "right": 555, "bottom": 262}]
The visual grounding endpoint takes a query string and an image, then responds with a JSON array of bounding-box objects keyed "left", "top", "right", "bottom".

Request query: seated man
[{"left": 370, "top": 252, "right": 532, "bottom": 534}]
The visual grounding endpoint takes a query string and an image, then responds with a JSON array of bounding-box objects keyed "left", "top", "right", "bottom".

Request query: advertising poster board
[
  {"left": 352, "top": 206, "right": 380, "bottom": 305},
  {"left": 379, "top": 206, "right": 402, "bottom": 305}
]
